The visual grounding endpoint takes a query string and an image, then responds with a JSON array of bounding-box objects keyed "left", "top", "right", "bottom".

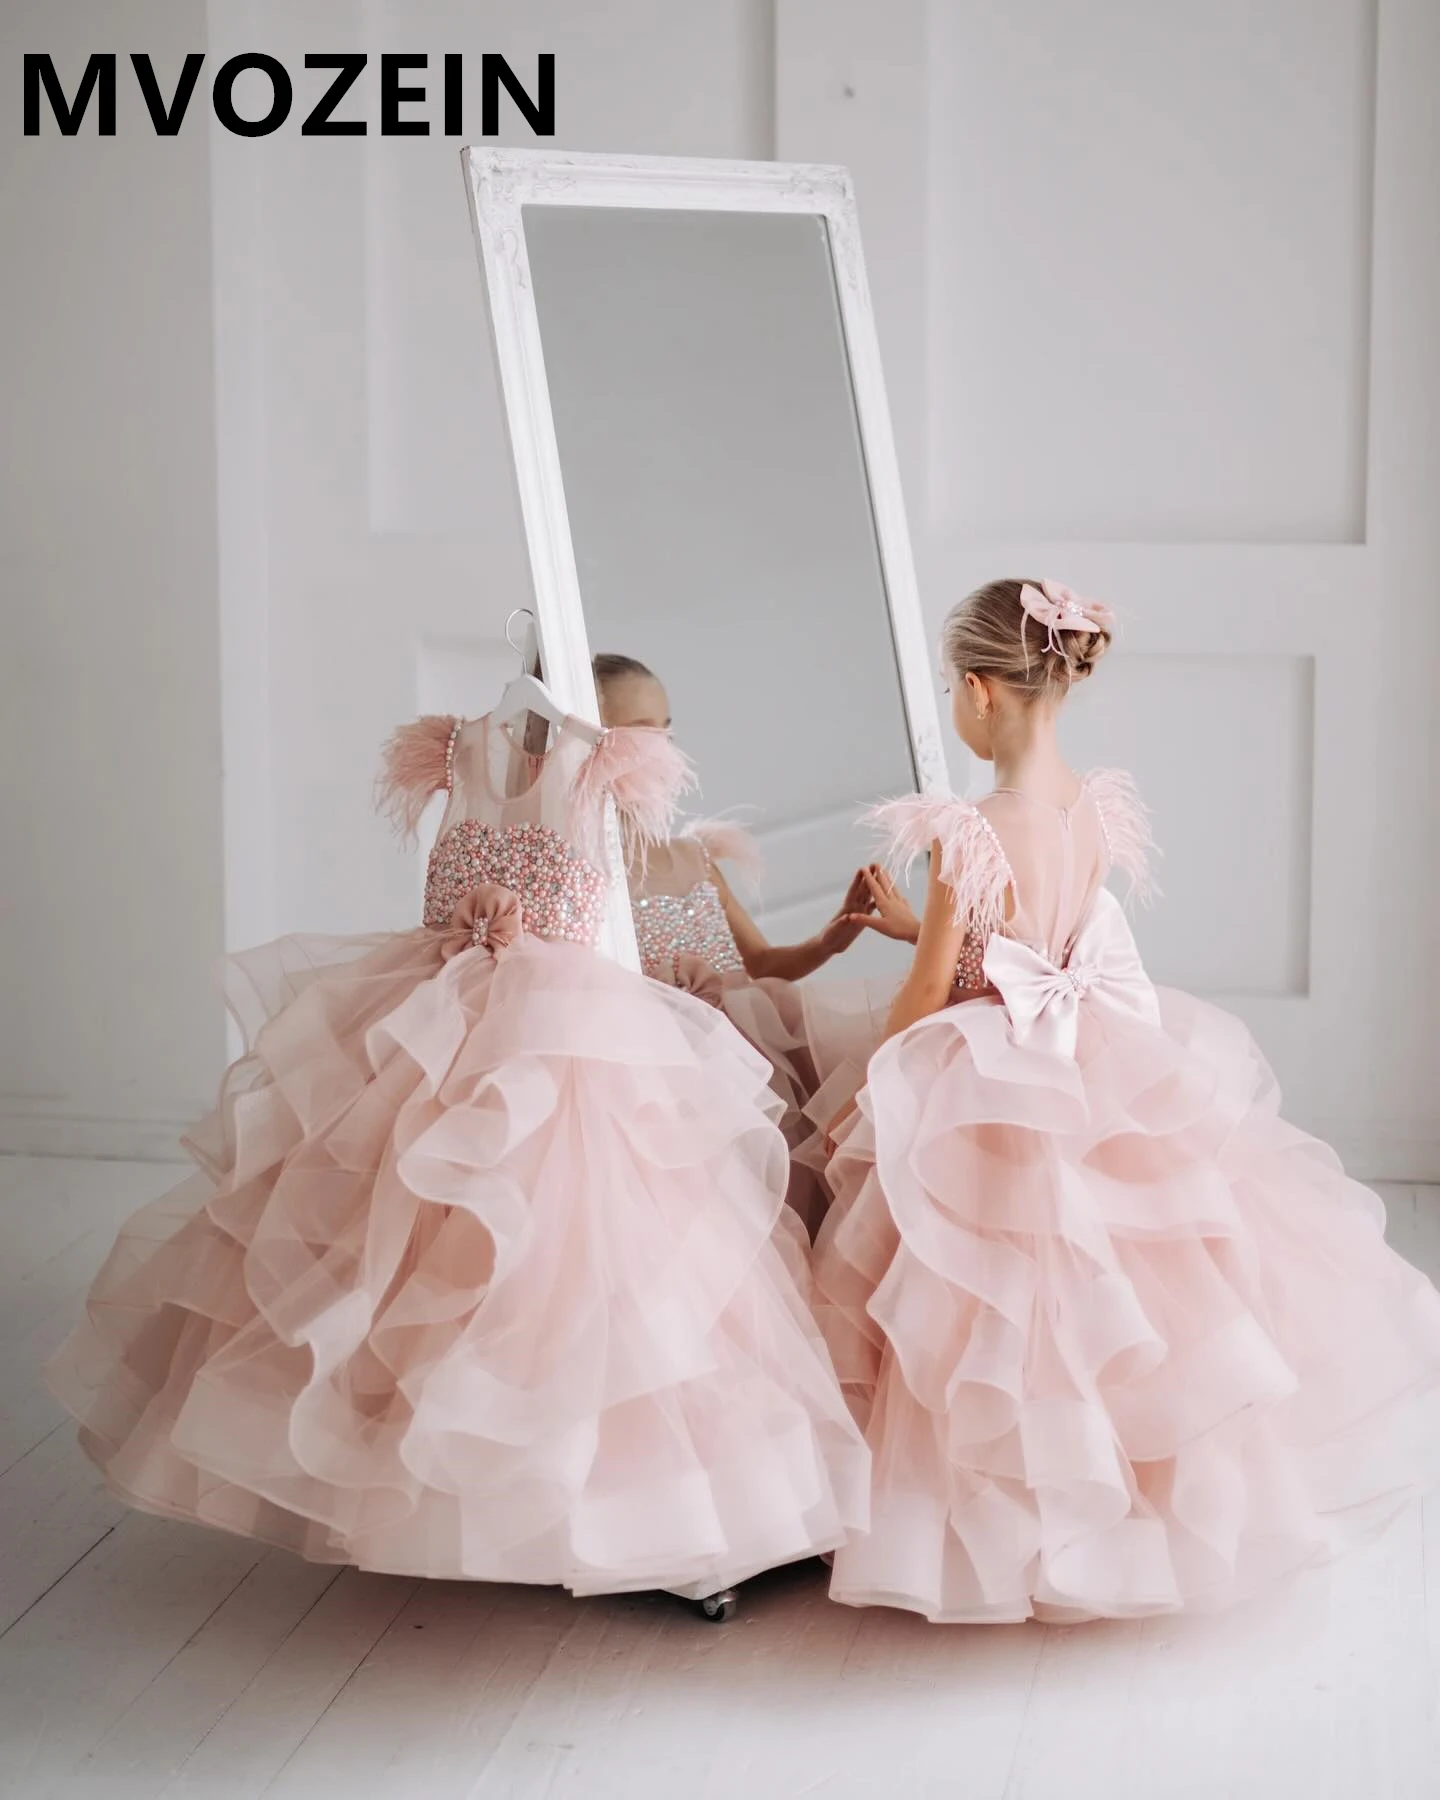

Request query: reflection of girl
[
  {"left": 815, "top": 577, "right": 1440, "bottom": 1622},
  {"left": 594, "top": 653, "right": 869, "bottom": 1236}
]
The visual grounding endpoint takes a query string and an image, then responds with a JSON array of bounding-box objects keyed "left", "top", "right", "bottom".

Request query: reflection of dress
[
  {"left": 630, "top": 827, "right": 831, "bottom": 1238},
  {"left": 815, "top": 772, "right": 1440, "bottom": 1622},
  {"left": 46, "top": 713, "right": 868, "bottom": 1600}
]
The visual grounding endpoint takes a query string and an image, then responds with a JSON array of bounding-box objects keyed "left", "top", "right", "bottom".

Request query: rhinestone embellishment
[
  {"left": 424, "top": 821, "right": 606, "bottom": 946},
  {"left": 632, "top": 880, "right": 744, "bottom": 980},
  {"left": 953, "top": 928, "right": 997, "bottom": 997}
]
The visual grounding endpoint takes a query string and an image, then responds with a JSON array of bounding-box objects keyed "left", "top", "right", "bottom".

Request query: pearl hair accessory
[{"left": 1018, "top": 580, "right": 1115, "bottom": 656}]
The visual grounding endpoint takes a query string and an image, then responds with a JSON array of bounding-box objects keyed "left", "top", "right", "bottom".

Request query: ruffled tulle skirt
[
  {"left": 813, "top": 986, "right": 1440, "bottom": 1622},
  {"left": 793, "top": 974, "right": 896, "bottom": 1174},
  {"left": 720, "top": 972, "right": 898, "bottom": 1241},
  {"left": 716, "top": 974, "right": 831, "bottom": 1239},
  {"left": 46, "top": 928, "right": 869, "bottom": 1600}
]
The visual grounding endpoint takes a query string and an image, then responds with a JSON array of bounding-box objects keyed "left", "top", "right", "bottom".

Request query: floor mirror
[{"left": 463, "top": 147, "right": 944, "bottom": 972}]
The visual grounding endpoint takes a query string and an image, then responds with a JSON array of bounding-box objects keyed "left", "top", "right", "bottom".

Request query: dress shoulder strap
[
  {"left": 869, "top": 791, "right": 1013, "bottom": 939},
  {"left": 375, "top": 714, "right": 461, "bottom": 842}
]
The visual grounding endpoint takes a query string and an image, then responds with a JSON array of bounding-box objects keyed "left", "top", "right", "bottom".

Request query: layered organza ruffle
[
  {"left": 46, "top": 928, "right": 869, "bottom": 1600},
  {"left": 717, "top": 974, "right": 831, "bottom": 1239},
  {"left": 813, "top": 986, "right": 1440, "bottom": 1622},
  {"left": 788, "top": 975, "right": 897, "bottom": 1200},
  {"left": 718, "top": 971, "right": 903, "bottom": 1242}
]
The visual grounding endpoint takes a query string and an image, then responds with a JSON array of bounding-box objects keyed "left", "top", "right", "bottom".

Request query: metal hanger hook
[{"left": 504, "top": 607, "right": 536, "bottom": 668}]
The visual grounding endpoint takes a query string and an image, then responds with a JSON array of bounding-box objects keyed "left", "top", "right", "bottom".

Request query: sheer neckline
[
  {"left": 477, "top": 712, "right": 557, "bottom": 806},
  {"left": 631, "top": 874, "right": 715, "bottom": 904},
  {"left": 988, "top": 773, "right": 1090, "bottom": 814}
]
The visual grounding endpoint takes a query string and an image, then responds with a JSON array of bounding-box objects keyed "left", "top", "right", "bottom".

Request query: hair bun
[
  {"left": 1062, "top": 629, "right": 1107, "bottom": 680},
  {"left": 942, "top": 578, "right": 1113, "bottom": 702}
]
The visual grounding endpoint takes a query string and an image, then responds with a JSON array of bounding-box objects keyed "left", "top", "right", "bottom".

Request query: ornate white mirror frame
[{"left": 462, "top": 145, "right": 946, "bottom": 969}]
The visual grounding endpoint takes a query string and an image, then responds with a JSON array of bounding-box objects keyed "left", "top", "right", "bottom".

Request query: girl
[
  {"left": 594, "top": 652, "right": 873, "bottom": 1237},
  {"left": 815, "top": 577, "right": 1440, "bottom": 1622},
  {"left": 46, "top": 703, "right": 868, "bottom": 1605}
]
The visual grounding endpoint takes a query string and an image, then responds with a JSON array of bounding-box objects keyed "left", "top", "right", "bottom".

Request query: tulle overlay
[
  {"left": 789, "top": 975, "right": 897, "bottom": 1191},
  {"left": 648, "top": 959, "right": 859, "bottom": 1243},
  {"left": 813, "top": 986, "right": 1440, "bottom": 1622},
  {"left": 630, "top": 821, "right": 832, "bottom": 1231},
  {"left": 47, "top": 928, "right": 869, "bottom": 1599},
  {"left": 717, "top": 974, "right": 830, "bottom": 1240}
]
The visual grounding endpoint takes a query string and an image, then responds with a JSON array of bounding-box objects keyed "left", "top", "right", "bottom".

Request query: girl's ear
[{"left": 963, "top": 672, "right": 994, "bottom": 723}]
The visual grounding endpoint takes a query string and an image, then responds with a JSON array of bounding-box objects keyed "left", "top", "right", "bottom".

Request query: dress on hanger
[
  {"left": 46, "top": 712, "right": 868, "bottom": 1601},
  {"left": 814, "top": 771, "right": 1440, "bottom": 1622}
]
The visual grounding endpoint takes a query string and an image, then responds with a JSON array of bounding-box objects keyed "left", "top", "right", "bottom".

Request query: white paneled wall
[
  {"left": 1063, "top": 652, "right": 1317, "bottom": 998},
  {"left": 778, "top": 0, "right": 1440, "bottom": 1176},
  {"left": 926, "top": 0, "right": 1377, "bottom": 545},
  {"left": 6, "top": 0, "right": 1436, "bottom": 1177},
  {"left": 1, "top": 0, "right": 225, "bottom": 1159}
]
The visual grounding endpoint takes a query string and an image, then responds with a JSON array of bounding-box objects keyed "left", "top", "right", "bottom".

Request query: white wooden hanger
[{"left": 492, "top": 608, "right": 601, "bottom": 745}]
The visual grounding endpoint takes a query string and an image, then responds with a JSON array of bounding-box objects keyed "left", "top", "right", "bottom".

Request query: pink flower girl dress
[
  {"left": 46, "top": 712, "right": 868, "bottom": 1602},
  {"left": 629, "top": 822, "right": 829, "bottom": 1237},
  {"left": 815, "top": 773, "right": 1440, "bottom": 1622}
]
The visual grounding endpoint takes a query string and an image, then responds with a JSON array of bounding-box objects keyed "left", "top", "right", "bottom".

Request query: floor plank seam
[
  {"left": 258, "top": 1577, "right": 422, "bottom": 1797},
  {"left": 0, "top": 1419, "right": 64, "bottom": 1485},
  {"left": 999, "top": 1626, "right": 1051, "bottom": 1800},
  {"left": 142, "top": 1562, "right": 349, "bottom": 1795},
  {"left": 455, "top": 1602, "right": 602, "bottom": 1790},
  {"left": 0, "top": 1524, "right": 116, "bottom": 1644},
  {"left": 53, "top": 1546, "right": 275, "bottom": 1790}
]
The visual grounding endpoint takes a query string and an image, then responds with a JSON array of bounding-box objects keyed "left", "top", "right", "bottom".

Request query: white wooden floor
[{"left": 1, "top": 1157, "right": 1437, "bottom": 1800}]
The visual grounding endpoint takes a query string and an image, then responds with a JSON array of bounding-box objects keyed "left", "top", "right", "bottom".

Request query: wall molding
[
  {"left": 1326, "top": 1134, "right": 1440, "bottom": 1188},
  {"left": 0, "top": 1099, "right": 194, "bottom": 1164}
]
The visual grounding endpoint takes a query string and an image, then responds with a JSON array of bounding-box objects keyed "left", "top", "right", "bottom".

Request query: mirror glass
[{"left": 524, "top": 204, "right": 918, "bottom": 976}]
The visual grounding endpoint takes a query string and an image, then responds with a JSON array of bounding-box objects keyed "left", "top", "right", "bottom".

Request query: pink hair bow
[
  {"left": 440, "top": 883, "right": 524, "bottom": 962},
  {"left": 1019, "top": 580, "right": 1114, "bottom": 656}
]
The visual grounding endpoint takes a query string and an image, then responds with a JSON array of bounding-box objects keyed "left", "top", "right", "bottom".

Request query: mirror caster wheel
[{"left": 697, "top": 1588, "right": 738, "bottom": 1623}]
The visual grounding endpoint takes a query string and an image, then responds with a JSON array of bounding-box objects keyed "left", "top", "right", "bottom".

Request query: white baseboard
[
  {"left": 0, "top": 1098, "right": 195, "bottom": 1163},
  {"left": 1329, "top": 1139, "right": 1440, "bottom": 1188}
]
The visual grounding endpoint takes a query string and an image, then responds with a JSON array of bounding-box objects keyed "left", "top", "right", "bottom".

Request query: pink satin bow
[
  {"left": 981, "top": 888, "right": 1159, "bottom": 1059},
  {"left": 1019, "top": 580, "right": 1115, "bottom": 655},
  {"left": 669, "top": 952, "right": 724, "bottom": 1007},
  {"left": 440, "top": 883, "right": 524, "bottom": 962}
]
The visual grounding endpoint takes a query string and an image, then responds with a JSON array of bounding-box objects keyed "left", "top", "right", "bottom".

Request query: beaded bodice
[
  {"left": 377, "top": 710, "right": 694, "bottom": 956},
  {"left": 633, "top": 880, "right": 744, "bottom": 982},
  {"left": 424, "top": 821, "right": 607, "bottom": 947}
]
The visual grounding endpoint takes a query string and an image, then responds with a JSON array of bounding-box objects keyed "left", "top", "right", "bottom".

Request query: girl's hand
[
  {"left": 814, "top": 867, "right": 877, "bottom": 956},
  {"left": 845, "top": 865, "right": 921, "bottom": 944}
]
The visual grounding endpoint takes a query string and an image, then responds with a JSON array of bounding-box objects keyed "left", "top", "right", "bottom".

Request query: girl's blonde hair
[{"left": 942, "top": 578, "right": 1110, "bottom": 703}]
